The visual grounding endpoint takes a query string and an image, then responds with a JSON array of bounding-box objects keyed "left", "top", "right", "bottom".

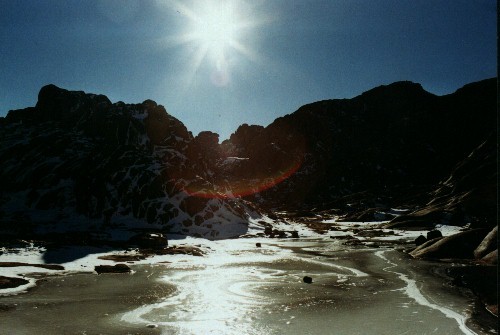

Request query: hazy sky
[{"left": 0, "top": 0, "right": 496, "bottom": 140}]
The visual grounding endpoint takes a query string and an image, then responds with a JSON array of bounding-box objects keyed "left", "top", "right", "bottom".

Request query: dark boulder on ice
[
  {"left": 303, "top": 276, "right": 313, "bottom": 284},
  {"left": 411, "top": 236, "right": 444, "bottom": 254},
  {"left": 426, "top": 230, "right": 442, "bottom": 240},
  {"left": 410, "top": 229, "right": 488, "bottom": 259},
  {"left": 94, "top": 263, "right": 131, "bottom": 274},
  {"left": 414, "top": 235, "right": 427, "bottom": 246},
  {"left": 0, "top": 276, "right": 29, "bottom": 289}
]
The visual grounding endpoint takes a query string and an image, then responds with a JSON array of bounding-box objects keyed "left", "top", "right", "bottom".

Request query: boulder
[
  {"left": 303, "top": 276, "right": 313, "bottom": 284},
  {"left": 410, "top": 229, "right": 488, "bottom": 259},
  {"left": 480, "top": 249, "right": 497, "bottom": 265},
  {"left": 128, "top": 232, "right": 168, "bottom": 250},
  {"left": 426, "top": 229, "right": 442, "bottom": 240},
  {"left": 474, "top": 226, "right": 497, "bottom": 259},
  {"left": 277, "top": 230, "right": 287, "bottom": 238},
  {"left": 415, "top": 235, "right": 427, "bottom": 246},
  {"left": 94, "top": 263, "right": 131, "bottom": 274},
  {"left": 0, "top": 276, "right": 29, "bottom": 289},
  {"left": 412, "top": 236, "right": 443, "bottom": 254},
  {"left": 155, "top": 245, "right": 204, "bottom": 257}
]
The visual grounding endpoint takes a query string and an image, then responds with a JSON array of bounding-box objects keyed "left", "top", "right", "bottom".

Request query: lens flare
[
  {"left": 184, "top": 156, "right": 304, "bottom": 199},
  {"left": 159, "top": 0, "right": 264, "bottom": 87}
]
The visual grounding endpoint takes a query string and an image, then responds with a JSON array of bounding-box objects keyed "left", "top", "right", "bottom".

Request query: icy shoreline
[{"left": 0, "top": 221, "right": 496, "bottom": 335}]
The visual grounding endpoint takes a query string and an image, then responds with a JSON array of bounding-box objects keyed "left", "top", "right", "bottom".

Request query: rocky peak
[
  {"left": 359, "top": 81, "right": 433, "bottom": 100},
  {"left": 143, "top": 102, "right": 192, "bottom": 146},
  {"left": 36, "top": 84, "right": 112, "bottom": 122},
  {"left": 221, "top": 124, "right": 264, "bottom": 157},
  {"left": 0, "top": 78, "right": 496, "bottom": 240}
]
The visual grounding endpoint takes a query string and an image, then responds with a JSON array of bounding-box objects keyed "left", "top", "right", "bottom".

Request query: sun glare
[
  {"left": 165, "top": 0, "right": 261, "bottom": 87},
  {"left": 193, "top": 3, "right": 238, "bottom": 60}
]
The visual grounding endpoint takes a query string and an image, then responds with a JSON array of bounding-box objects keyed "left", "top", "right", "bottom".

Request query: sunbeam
[{"left": 160, "top": 0, "right": 263, "bottom": 87}]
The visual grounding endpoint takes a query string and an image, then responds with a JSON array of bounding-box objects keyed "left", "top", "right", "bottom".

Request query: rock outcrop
[
  {"left": 0, "top": 85, "right": 261, "bottom": 240},
  {"left": 387, "top": 131, "right": 496, "bottom": 230},
  {"left": 0, "top": 78, "right": 496, "bottom": 241},
  {"left": 219, "top": 79, "right": 496, "bottom": 217},
  {"left": 410, "top": 229, "right": 489, "bottom": 260}
]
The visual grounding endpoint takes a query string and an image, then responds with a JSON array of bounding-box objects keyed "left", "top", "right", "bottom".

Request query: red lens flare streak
[{"left": 181, "top": 156, "right": 304, "bottom": 199}]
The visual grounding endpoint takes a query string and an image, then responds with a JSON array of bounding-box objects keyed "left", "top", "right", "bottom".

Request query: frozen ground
[{"left": 0, "top": 221, "right": 495, "bottom": 335}]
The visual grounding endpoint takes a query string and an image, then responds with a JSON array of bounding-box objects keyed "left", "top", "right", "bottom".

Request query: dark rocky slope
[
  {"left": 0, "top": 78, "right": 496, "bottom": 240},
  {"left": 0, "top": 85, "right": 260, "bottom": 240},
  {"left": 219, "top": 79, "right": 496, "bottom": 225},
  {"left": 386, "top": 132, "right": 497, "bottom": 230}
]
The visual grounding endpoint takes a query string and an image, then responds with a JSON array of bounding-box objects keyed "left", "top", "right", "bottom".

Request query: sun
[
  {"left": 165, "top": 0, "right": 260, "bottom": 87},
  {"left": 191, "top": 2, "right": 238, "bottom": 62}
]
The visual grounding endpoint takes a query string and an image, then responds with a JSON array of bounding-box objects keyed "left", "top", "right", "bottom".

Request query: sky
[{"left": 0, "top": 0, "right": 496, "bottom": 140}]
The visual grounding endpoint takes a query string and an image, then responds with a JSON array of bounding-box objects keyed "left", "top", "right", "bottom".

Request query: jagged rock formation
[
  {"left": 0, "top": 85, "right": 260, "bottom": 239},
  {"left": 219, "top": 79, "right": 496, "bottom": 224},
  {"left": 387, "top": 132, "right": 497, "bottom": 229},
  {"left": 0, "top": 78, "right": 496, "bottom": 239}
]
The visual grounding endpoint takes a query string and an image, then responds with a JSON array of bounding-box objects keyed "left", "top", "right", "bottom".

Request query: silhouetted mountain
[
  {"left": 219, "top": 79, "right": 496, "bottom": 224},
  {"left": 0, "top": 85, "right": 260, "bottom": 239},
  {"left": 387, "top": 132, "right": 497, "bottom": 229},
  {"left": 0, "top": 78, "right": 496, "bottom": 240}
]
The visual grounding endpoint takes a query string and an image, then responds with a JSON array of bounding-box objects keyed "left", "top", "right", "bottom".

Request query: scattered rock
[
  {"left": 412, "top": 236, "right": 443, "bottom": 253},
  {"left": 480, "top": 249, "right": 497, "bottom": 265},
  {"left": 128, "top": 233, "right": 168, "bottom": 250},
  {"left": 94, "top": 263, "right": 131, "bottom": 274},
  {"left": 151, "top": 245, "right": 204, "bottom": 257},
  {"left": 277, "top": 231, "right": 287, "bottom": 238},
  {"left": 97, "top": 254, "right": 147, "bottom": 262},
  {"left": 256, "top": 243, "right": 262, "bottom": 248},
  {"left": 415, "top": 235, "right": 427, "bottom": 246},
  {"left": 474, "top": 226, "right": 497, "bottom": 259},
  {"left": 410, "top": 229, "right": 488, "bottom": 259},
  {"left": 291, "top": 231, "right": 299, "bottom": 238},
  {"left": 0, "top": 276, "right": 29, "bottom": 289},
  {"left": 426, "top": 229, "right": 442, "bottom": 240},
  {"left": 303, "top": 276, "right": 313, "bottom": 284},
  {"left": 330, "top": 235, "right": 355, "bottom": 240},
  {"left": 343, "top": 238, "right": 363, "bottom": 246},
  {"left": 146, "top": 324, "right": 158, "bottom": 329},
  {"left": 356, "top": 229, "right": 395, "bottom": 237}
]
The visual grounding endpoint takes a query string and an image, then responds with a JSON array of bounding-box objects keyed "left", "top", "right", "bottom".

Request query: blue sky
[{"left": 0, "top": 0, "right": 496, "bottom": 140}]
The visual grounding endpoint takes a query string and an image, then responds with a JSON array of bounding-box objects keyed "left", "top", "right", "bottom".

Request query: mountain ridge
[{"left": 0, "top": 78, "right": 496, "bottom": 240}]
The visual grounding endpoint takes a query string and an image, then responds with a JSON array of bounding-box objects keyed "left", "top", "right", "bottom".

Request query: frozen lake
[{"left": 0, "top": 236, "right": 494, "bottom": 335}]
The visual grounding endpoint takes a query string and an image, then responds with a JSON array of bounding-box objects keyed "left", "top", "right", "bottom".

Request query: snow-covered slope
[{"left": 0, "top": 85, "right": 262, "bottom": 239}]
